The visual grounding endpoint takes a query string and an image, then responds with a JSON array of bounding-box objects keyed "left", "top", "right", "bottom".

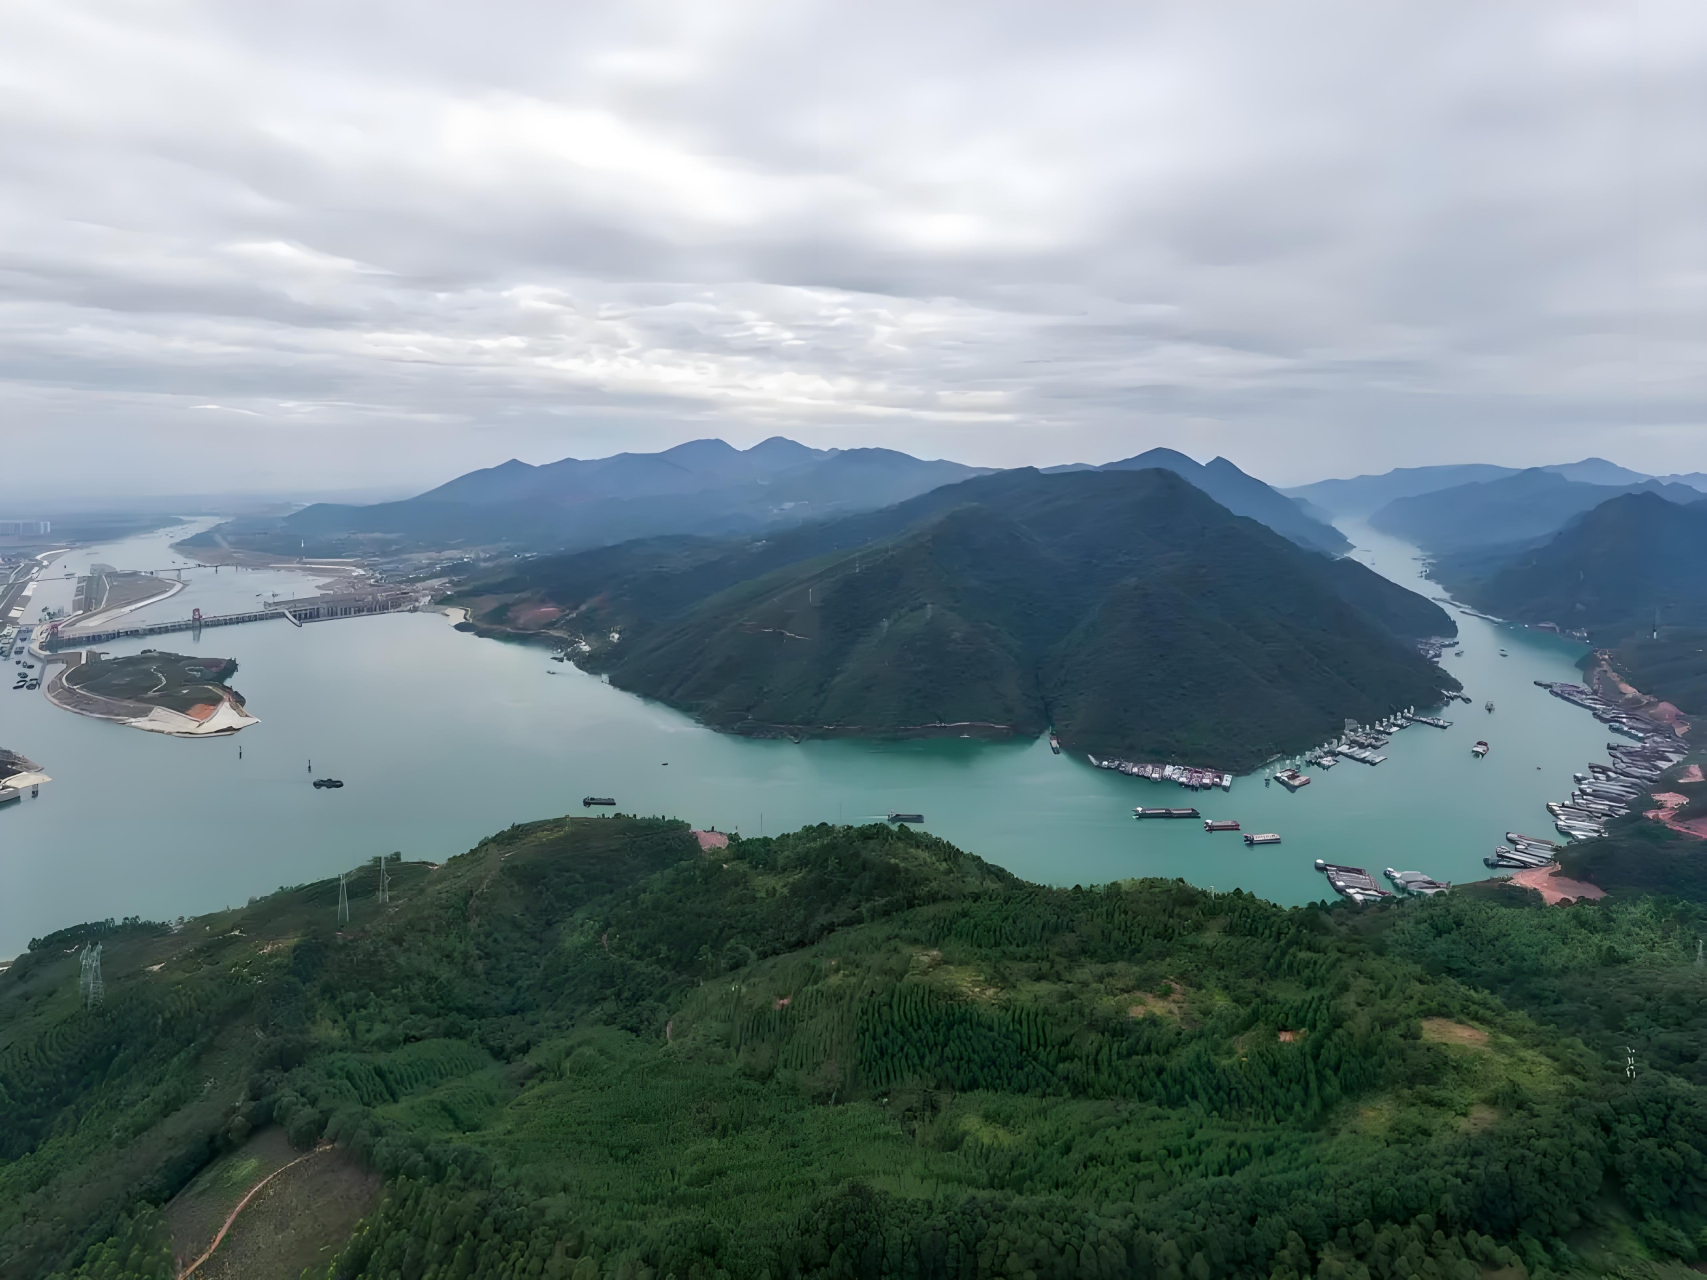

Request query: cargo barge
[{"left": 1134, "top": 806, "right": 1199, "bottom": 819}]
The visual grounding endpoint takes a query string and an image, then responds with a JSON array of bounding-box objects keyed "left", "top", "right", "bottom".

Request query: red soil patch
[
  {"left": 1509, "top": 865, "right": 1607, "bottom": 904},
  {"left": 1678, "top": 765, "right": 1704, "bottom": 784},
  {"left": 186, "top": 703, "right": 218, "bottom": 721},
  {"left": 1277, "top": 1030, "right": 1301, "bottom": 1043},
  {"left": 692, "top": 830, "right": 729, "bottom": 851},
  {"left": 1645, "top": 792, "right": 1707, "bottom": 840}
]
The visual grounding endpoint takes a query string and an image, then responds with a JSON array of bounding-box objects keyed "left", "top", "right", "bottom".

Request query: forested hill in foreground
[
  {"left": 5, "top": 816, "right": 1707, "bottom": 1280},
  {"left": 455, "top": 468, "right": 1457, "bottom": 771}
]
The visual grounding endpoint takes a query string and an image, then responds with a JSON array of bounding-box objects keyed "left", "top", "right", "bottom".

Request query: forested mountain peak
[
  {"left": 1096, "top": 448, "right": 1350, "bottom": 554},
  {"left": 456, "top": 467, "right": 1455, "bottom": 769}
]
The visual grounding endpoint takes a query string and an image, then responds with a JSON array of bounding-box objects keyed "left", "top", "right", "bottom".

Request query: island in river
[{"left": 45, "top": 649, "right": 258, "bottom": 736}]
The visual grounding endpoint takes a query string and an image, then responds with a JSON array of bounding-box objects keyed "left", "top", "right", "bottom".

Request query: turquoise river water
[{"left": 0, "top": 518, "right": 1613, "bottom": 955}]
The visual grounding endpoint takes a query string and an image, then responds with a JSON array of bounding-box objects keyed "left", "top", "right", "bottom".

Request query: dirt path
[{"left": 177, "top": 1146, "right": 322, "bottom": 1279}]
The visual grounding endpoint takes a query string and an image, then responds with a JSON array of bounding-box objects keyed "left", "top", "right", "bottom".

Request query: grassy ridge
[{"left": 5, "top": 817, "right": 1707, "bottom": 1278}]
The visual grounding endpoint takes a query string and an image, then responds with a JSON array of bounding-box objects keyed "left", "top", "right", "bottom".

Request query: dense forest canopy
[
  {"left": 4, "top": 814, "right": 1706, "bottom": 1280},
  {"left": 453, "top": 469, "right": 1457, "bottom": 770}
]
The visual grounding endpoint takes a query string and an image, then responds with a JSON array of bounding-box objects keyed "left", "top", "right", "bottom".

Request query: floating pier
[
  {"left": 1385, "top": 868, "right": 1450, "bottom": 895},
  {"left": 1315, "top": 860, "right": 1392, "bottom": 903}
]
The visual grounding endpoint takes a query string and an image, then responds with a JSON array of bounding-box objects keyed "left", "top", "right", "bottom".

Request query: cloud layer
[{"left": 5, "top": 1, "right": 1707, "bottom": 499}]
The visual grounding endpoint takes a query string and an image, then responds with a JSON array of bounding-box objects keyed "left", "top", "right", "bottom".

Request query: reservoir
[{"left": 0, "top": 518, "right": 1613, "bottom": 955}]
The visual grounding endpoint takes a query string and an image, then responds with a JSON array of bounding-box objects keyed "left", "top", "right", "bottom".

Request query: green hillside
[
  {"left": 1458, "top": 492, "right": 1707, "bottom": 639},
  {"left": 1444, "top": 492, "right": 1707, "bottom": 712},
  {"left": 457, "top": 468, "right": 1457, "bottom": 771},
  {"left": 5, "top": 816, "right": 1707, "bottom": 1279}
]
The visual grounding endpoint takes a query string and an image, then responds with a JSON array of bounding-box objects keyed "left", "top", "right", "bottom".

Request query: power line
[{"left": 79, "top": 943, "right": 103, "bottom": 1008}]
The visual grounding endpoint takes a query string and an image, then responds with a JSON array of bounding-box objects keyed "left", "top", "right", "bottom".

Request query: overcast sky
[{"left": 5, "top": 1, "right": 1706, "bottom": 503}]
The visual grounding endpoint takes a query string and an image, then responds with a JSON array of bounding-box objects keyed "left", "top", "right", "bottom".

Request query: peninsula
[
  {"left": 44, "top": 650, "right": 258, "bottom": 735},
  {"left": 452, "top": 468, "right": 1458, "bottom": 770}
]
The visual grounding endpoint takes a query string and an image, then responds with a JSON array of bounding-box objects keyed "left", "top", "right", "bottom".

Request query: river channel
[{"left": 0, "top": 518, "right": 1614, "bottom": 955}]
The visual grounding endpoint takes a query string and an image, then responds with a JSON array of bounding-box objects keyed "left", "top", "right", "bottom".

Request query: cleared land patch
[
  {"left": 1421, "top": 1017, "right": 1490, "bottom": 1048},
  {"left": 171, "top": 1134, "right": 378, "bottom": 1280}
]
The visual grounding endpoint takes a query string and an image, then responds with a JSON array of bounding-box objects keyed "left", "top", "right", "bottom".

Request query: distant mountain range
[
  {"left": 263, "top": 439, "right": 991, "bottom": 553},
  {"left": 1288, "top": 457, "right": 1707, "bottom": 518},
  {"left": 1367, "top": 469, "right": 1706, "bottom": 558},
  {"left": 184, "top": 437, "right": 1347, "bottom": 561},
  {"left": 454, "top": 468, "right": 1455, "bottom": 770}
]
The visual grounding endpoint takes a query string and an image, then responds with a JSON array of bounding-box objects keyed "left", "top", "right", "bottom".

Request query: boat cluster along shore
[
  {"left": 1101, "top": 708, "right": 1466, "bottom": 903},
  {"left": 1092, "top": 667, "right": 1694, "bottom": 907},
  {"left": 1088, "top": 757, "right": 1233, "bottom": 790}
]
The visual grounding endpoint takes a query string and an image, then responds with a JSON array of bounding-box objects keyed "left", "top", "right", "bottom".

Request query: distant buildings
[{"left": 0, "top": 520, "right": 50, "bottom": 536}]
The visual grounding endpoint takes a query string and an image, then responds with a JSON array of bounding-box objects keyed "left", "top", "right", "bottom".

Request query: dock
[
  {"left": 1091, "top": 757, "right": 1232, "bottom": 790},
  {"left": 1315, "top": 860, "right": 1392, "bottom": 904},
  {"left": 1385, "top": 868, "right": 1450, "bottom": 895}
]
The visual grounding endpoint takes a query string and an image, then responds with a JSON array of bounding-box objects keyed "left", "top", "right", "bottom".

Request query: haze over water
[{"left": 0, "top": 518, "right": 1612, "bottom": 955}]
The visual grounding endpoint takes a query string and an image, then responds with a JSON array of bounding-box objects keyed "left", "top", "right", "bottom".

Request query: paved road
[{"left": 0, "top": 559, "right": 37, "bottom": 627}]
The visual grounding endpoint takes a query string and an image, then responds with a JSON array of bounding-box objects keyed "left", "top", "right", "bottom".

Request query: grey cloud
[{"left": 3, "top": 0, "right": 1707, "bottom": 506}]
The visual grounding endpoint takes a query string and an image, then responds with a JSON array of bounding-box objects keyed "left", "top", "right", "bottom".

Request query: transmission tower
[
  {"left": 79, "top": 944, "right": 104, "bottom": 1008},
  {"left": 337, "top": 873, "right": 350, "bottom": 925},
  {"left": 377, "top": 853, "right": 391, "bottom": 905},
  {"left": 1626, "top": 1045, "right": 1637, "bottom": 1080}
]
